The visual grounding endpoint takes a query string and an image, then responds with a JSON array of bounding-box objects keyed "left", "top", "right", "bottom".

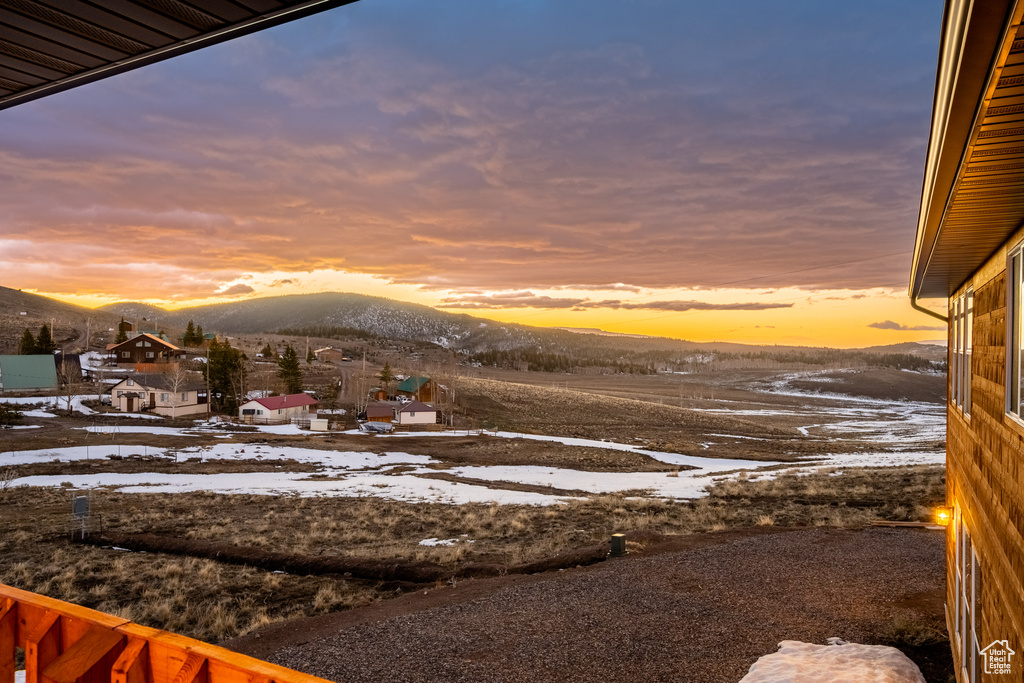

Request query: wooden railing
[{"left": 0, "top": 584, "right": 332, "bottom": 683}]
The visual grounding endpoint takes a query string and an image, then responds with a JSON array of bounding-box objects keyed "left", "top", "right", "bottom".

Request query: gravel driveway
[{"left": 228, "top": 527, "right": 946, "bottom": 683}]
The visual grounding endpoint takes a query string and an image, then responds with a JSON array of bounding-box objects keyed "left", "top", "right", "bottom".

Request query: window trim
[
  {"left": 951, "top": 287, "right": 973, "bottom": 416},
  {"left": 1008, "top": 245, "right": 1024, "bottom": 419}
]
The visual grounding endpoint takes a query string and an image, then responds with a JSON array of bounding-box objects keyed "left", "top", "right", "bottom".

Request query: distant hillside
[
  {"left": 93, "top": 291, "right": 946, "bottom": 374},
  {"left": 0, "top": 286, "right": 121, "bottom": 353},
  {"left": 100, "top": 292, "right": 542, "bottom": 351}
]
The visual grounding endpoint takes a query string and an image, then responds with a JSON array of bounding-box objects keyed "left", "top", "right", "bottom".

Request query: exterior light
[{"left": 935, "top": 506, "right": 952, "bottom": 526}]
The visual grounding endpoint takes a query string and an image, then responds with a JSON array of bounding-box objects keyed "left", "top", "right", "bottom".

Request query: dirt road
[{"left": 227, "top": 526, "right": 949, "bottom": 683}]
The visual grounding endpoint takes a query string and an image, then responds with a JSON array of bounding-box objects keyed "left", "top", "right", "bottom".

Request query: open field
[{"left": 0, "top": 364, "right": 948, "bottom": 678}]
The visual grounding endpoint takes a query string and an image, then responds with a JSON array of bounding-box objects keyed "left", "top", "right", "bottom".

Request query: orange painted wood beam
[
  {"left": 25, "top": 612, "right": 59, "bottom": 683},
  {"left": 0, "top": 602, "right": 15, "bottom": 683},
  {"left": 112, "top": 639, "right": 150, "bottom": 683},
  {"left": 42, "top": 628, "right": 124, "bottom": 683},
  {"left": 0, "top": 584, "right": 333, "bottom": 683}
]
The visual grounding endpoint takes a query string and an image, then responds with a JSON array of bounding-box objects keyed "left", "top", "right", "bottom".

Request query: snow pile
[
  {"left": 740, "top": 639, "right": 925, "bottom": 683},
  {"left": 418, "top": 537, "right": 473, "bottom": 546}
]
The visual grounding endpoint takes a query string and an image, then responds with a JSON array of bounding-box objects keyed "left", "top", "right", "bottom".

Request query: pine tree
[
  {"left": 378, "top": 362, "right": 395, "bottom": 396},
  {"left": 204, "top": 338, "right": 246, "bottom": 414},
  {"left": 115, "top": 317, "right": 128, "bottom": 344},
  {"left": 260, "top": 344, "right": 274, "bottom": 358},
  {"left": 306, "top": 347, "right": 315, "bottom": 364},
  {"left": 19, "top": 328, "right": 36, "bottom": 355},
  {"left": 196, "top": 326, "right": 205, "bottom": 344},
  {"left": 36, "top": 324, "right": 56, "bottom": 354},
  {"left": 183, "top": 320, "right": 196, "bottom": 346},
  {"left": 278, "top": 345, "right": 303, "bottom": 394}
]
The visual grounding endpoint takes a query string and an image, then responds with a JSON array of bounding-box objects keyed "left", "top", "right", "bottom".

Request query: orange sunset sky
[{"left": 0, "top": 1, "right": 948, "bottom": 347}]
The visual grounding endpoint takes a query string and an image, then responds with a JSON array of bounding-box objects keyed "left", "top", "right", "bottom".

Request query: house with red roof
[{"left": 238, "top": 393, "right": 318, "bottom": 424}]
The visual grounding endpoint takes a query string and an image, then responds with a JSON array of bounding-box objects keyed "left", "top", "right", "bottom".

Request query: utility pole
[{"left": 205, "top": 343, "right": 211, "bottom": 418}]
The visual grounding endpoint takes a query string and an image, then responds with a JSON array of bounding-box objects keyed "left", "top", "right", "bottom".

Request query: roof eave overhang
[
  {"left": 911, "top": 0, "right": 1022, "bottom": 303},
  {"left": 0, "top": 0, "right": 357, "bottom": 113}
]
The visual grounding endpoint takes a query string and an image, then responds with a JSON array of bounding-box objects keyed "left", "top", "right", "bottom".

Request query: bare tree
[
  {"left": 432, "top": 352, "right": 461, "bottom": 428},
  {"left": 56, "top": 356, "right": 88, "bottom": 416},
  {"left": 165, "top": 362, "right": 193, "bottom": 419}
]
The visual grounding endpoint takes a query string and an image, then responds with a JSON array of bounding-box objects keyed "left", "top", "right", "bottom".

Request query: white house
[
  {"left": 109, "top": 374, "right": 208, "bottom": 417},
  {"left": 238, "top": 393, "right": 318, "bottom": 424},
  {"left": 394, "top": 401, "right": 437, "bottom": 426}
]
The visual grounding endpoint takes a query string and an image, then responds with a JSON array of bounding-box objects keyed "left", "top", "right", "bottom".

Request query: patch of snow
[
  {"left": 0, "top": 395, "right": 97, "bottom": 415},
  {"left": 10, "top": 471, "right": 568, "bottom": 504},
  {"left": 6, "top": 425, "right": 40, "bottom": 430},
  {"left": 103, "top": 412, "right": 165, "bottom": 420},
  {"left": 22, "top": 409, "right": 56, "bottom": 418},
  {"left": 740, "top": 639, "right": 924, "bottom": 683},
  {"left": 79, "top": 426, "right": 198, "bottom": 437},
  {"left": 418, "top": 537, "right": 458, "bottom": 546}
]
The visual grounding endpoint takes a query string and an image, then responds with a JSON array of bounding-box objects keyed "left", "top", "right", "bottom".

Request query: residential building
[
  {"left": 107, "top": 334, "right": 184, "bottom": 365},
  {"left": 912, "top": 2, "right": 1024, "bottom": 680},
  {"left": 395, "top": 401, "right": 437, "bottom": 426},
  {"left": 238, "top": 393, "right": 318, "bottom": 424},
  {"left": 109, "top": 374, "right": 208, "bottom": 416},
  {"left": 315, "top": 347, "right": 347, "bottom": 363},
  {"left": 396, "top": 376, "right": 439, "bottom": 402}
]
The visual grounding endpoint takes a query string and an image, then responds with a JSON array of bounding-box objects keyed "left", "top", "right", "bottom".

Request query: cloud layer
[
  {"left": 0, "top": 0, "right": 941, "bottom": 308},
  {"left": 868, "top": 320, "right": 945, "bottom": 332}
]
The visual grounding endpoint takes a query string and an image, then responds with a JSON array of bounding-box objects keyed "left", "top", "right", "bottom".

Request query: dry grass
[
  {"left": 0, "top": 464, "right": 944, "bottom": 644},
  {"left": 454, "top": 376, "right": 894, "bottom": 461}
]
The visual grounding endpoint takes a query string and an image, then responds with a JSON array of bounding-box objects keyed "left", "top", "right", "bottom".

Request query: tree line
[{"left": 18, "top": 325, "right": 57, "bottom": 355}]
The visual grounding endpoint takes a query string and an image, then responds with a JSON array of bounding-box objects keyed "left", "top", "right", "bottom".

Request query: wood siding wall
[{"left": 948, "top": 266, "right": 1024, "bottom": 681}]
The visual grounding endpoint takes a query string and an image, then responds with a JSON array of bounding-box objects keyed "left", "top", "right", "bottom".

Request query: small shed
[{"left": 365, "top": 403, "right": 394, "bottom": 423}]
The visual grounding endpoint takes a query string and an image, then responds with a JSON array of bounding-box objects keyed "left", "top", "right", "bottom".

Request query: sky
[{"left": 0, "top": 0, "right": 948, "bottom": 347}]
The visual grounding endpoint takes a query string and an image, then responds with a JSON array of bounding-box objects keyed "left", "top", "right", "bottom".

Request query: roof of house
[
  {"left": 111, "top": 373, "right": 205, "bottom": 392},
  {"left": 912, "top": 0, "right": 1024, "bottom": 301},
  {"left": 246, "top": 394, "right": 318, "bottom": 411},
  {"left": 109, "top": 333, "right": 182, "bottom": 353},
  {"left": 0, "top": 0, "right": 358, "bottom": 112},
  {"left": 0, "top": 355, "right": 59, "bottom": 390},
  {"left": 365, "top": 403, "right": 395, "bottom": 417},
  {"left": 397, "top": 376, "right": 431, "bottom": 393},
  {"left": 397, "top": 401, "right": 436, "bottom": 413}
]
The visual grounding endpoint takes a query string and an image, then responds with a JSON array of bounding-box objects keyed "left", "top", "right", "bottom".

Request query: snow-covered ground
[
  {"left": 2, "top": 427, "right": 942, "bottom": 504},
  {"left": 740, "top": 639, "right": 924, "bottom": 683},
  {"left": 1, "top": 375, "right": 944, "bottom": 504}
]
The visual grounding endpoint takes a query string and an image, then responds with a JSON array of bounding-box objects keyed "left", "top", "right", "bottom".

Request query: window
[
  {"left": 126, "top": 379, "right": 134, "bottom": 386},
  {"left": 145, "top": 351, "right": 154, "bottom": 358},
  {"left": 1010, "top": 247, "right": 1024, "bottom": 417},
  {"left": 951, "top": 288, "right": 973, "bottom": 415},
  {"left": 160, "top": 393, "right": 169, "bottom": 402},
  {"left": 121, "top": 351, "right": 130, "bottom": 358},
  {"left": 181, "top": 392, "right": 188, "bottom": 400},
  {"left": 953, "top": 507, "right": 982, "bottom": 682}
]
